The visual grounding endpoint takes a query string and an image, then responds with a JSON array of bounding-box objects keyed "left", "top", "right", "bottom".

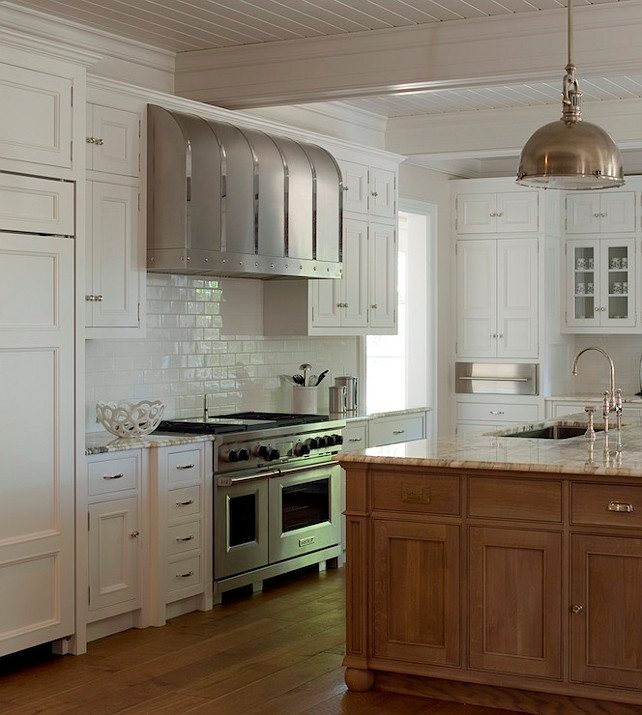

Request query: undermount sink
[{"left": 504, "top": 424, "right": 603, "bottom": 440}]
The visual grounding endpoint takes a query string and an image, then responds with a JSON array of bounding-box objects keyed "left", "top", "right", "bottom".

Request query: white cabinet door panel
[
  {"left": 87, "top": 104, "right": 140, "bottom": 177},
  {"left": 0, "top": 174, "right": 74, "bottom": 236},
  {"left": 496, "top": 193, "right": 539, "bottom": 232},
  {"left": 0, "top": 64, "right": 72, "bottom": 169},
  {"left": 457, "top": 194, "right": 495, "bottom": 234},
  {"left": 342, "top": 217, "right": 368, "bottom": 328},
  {"left": 369, "top": 222, "right": 396, "bottom": 329},
  {"left": 339, "top": 160, "right": 368, "bottom": 214},
  {"left": 369, "top": 166, "right": 396, "bottom": 219}
]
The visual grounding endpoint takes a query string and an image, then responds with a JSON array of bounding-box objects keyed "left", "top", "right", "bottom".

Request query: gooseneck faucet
[{"left": 571, "top": 346, "right": 620, "bottom": 434}]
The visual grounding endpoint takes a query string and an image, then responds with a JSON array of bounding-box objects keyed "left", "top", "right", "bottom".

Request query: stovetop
[{"left": 156, "top": 411, "right": 329, "bottom": 435}]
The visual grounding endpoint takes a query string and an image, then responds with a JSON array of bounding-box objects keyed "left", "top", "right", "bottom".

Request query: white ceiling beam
[
  {"left": 385, "top": 96, "right": 642, "bottom": 159},
  {"left": 175, "top": 2, "right": 642, "bottom": 108}
]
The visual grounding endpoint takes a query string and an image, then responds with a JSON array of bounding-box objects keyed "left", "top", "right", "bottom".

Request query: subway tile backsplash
[{"left": 85, "top": 274, "right": 359, "bottom": 432}]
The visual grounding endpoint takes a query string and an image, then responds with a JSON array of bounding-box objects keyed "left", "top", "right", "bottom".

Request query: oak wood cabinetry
[{"left": 343, "top": 461, "right": 642, "bottom": 712}]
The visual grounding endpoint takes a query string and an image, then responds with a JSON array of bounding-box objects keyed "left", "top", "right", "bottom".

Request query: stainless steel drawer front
[{"left": 455, "top": 362, "right": 538, "bottom": 395}]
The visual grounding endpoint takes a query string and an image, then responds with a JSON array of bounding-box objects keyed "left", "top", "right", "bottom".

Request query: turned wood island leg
[{"left": 345, "top": 667, "right": 375, "bottom": 692}]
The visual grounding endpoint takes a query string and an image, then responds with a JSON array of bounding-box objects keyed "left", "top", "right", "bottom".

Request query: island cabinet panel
[
  {"left": 469, "top": 527, "right": 563, "bottom": 679},
  {"left": 468, "top": 477, "right": 562, "bottom": 522},
  {"left": 373, "top": 519, "right": 461, "bottom": 666},
  {"left": 571, "top": 534, "right": 642, "bottom": 689}
]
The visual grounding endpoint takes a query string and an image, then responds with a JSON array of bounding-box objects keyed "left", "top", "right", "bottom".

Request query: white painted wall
[{"left": 85, "top": 275, "right": 360, "bottom": 432}]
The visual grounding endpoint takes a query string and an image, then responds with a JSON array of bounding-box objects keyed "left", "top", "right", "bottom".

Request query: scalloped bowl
[{"left": 96, "top": 400, "right": 165, "bottom": 439}]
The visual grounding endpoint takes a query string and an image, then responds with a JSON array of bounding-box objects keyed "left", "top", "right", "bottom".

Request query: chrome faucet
[{"left": 571, "top": 346, "right": 620, "bottom": 434}]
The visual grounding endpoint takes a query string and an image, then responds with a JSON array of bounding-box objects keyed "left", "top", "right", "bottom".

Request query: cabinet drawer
[
  {"left": 167, "top": 448, "right": 202, "bottom": 486},
  {"left": 167, "top": 555, "right": 201, "bottom": 593},
  {"left": 167, "top": 519, "right": 202, "bottom": 556},
  {"left": 342, "top": 423, "right": 367, "bottom": 451},
  {"left": 469, "top": 477, "right": 562, "bottom": 522},
  {"left": 0, "top": 174, "right": 75, "bottom": 235},
  {"left": 372, "top": 470, "right": 460, "bottom": 515},
  {"left": 571, "top": 483, "right": 642, "bottom": 527},
  {"left": 456, "top": 402, "right": 540, "bottom": 423},
  {"left": 369, "top": 414, "right": 425, "bottom": 447},
  {"left": 168, "top": 485, "right": 201, "bottom": 520},
  {"left": 88, "top": 454, "right": 139, "bottom": 497}
]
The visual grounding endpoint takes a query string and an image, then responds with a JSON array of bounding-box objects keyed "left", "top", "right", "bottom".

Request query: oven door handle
[
  {"left": 277, "top": 460, "right": 338, "bottom": 476},
  {"left": 216, "top": 469, "right": 279, "bottom": 486}
]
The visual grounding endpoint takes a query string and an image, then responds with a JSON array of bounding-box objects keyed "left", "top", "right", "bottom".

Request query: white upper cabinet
[
  {"left": 456, "top": 191, "right": 539, "bottom": 234},
  {"left": 456, "top": 237, "right": 539, "bottom": 359},
  {"left": 565, "top": 191, "right": 636, "bottom": 234},
  {"left": 368, "top": 221, "right": 397, "bottom": 330},
  {"left": 86, "top": 180, "right": 142, "bottom": 333},
  {"left": 86, "top": 103, "right": 141, "bottom": 177},
  {"left": 339, "top": 159, "right": 396, "bottom": 220},
  {"left": 0, "top": 63, "right": 73, "bottom": 171}
]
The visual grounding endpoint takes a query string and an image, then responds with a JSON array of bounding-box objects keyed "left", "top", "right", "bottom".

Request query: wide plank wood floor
[{"left": 0, "top": 567, "right": 522, "bottom": 714}]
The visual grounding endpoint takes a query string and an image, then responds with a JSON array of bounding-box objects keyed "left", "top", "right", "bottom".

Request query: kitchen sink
[{"left": 503, "top": 425, "right": 603, "bottom": 440}]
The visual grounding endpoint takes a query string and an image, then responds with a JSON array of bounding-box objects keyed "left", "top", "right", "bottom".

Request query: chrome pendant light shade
[{"left": 516, "top": 0, "right": 624, "bottom": 190}]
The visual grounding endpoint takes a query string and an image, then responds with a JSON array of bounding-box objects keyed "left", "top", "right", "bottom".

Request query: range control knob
[
  {"left": 332, "top": 434, "right": 343, "bottom": 445},
  {"left": 293, "top": 442, "right": 310, "bottom": 457},
  {"left": 237, "top": 448, "right": 250, "bottom": 461},
  {"left": 255, "top": 445, "right": 269, "bottom": 459},
  {"left": 325, "top": 435, "right": 336, "bottom": 447},
  {"left": 305, "top": 438, "right": 319, "bottom": 450},
  {"left": 317, "top": 436, "right": 328, "bottom": 448},
  {"left": 268, "top": 448, "right": 280, "bottom": 461},
  {"left": 220, "top": 449, "right": 239, "bottom": 463}
]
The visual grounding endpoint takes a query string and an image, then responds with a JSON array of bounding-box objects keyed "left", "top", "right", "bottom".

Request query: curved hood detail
[{"left": 146, "top": 104, "right": 343, "bottom": 279}]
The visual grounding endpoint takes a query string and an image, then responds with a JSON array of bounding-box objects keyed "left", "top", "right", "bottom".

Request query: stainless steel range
[{"left": 157, "top": 412, "right": 346, "bottom": 602}]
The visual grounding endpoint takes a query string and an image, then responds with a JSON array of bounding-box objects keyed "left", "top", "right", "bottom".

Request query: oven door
[
  {"left": 268, "top": 461, "right": 341, "bottom": 564},
  {"left": 214, "top": 472, "right": 271, "bottom": 580}
]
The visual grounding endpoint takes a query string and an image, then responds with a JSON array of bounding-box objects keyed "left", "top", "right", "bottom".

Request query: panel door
[
  {"left": 0, "top": 63, "right": 72, "bottom": 169},
  {"left": 339, "top": 160, "right": 368, "bottom": 215},
  {"left": 368, "top": 221, "right": 396, "bottom": 330},
  {"left": 496, "top": 237, "right": 538, "bottom": 358},
  {"left": 87, "top": 181, "right": 140, "bottom": 328},
  {"left": 0, "top": 174, "right": 75, "bottom": 236},
  {"left": 496, "top": 191, "right": 539, "bottom": 232},
  {"left": 0, "top": 232, "right": 74, "bottom": 656},
  {"left": 456, "top": 193, "right": 496, "bottom": 234},
  {"left": 312, "top": 275, "right": 342, "bottom": 328},
  {"left": 373, "top": 519, "right": 460, "bottom": 666},
  {"left": 88, "top": 497, "right": 140, "bottom": 614},
  {"left": 566, "top": 240, "right": 600, "bottom": 328},
  {"left": 600, "top": 191, "right": 636, "bottom": 233},
  {"left": 469, "top": 527, "right": 563, "bottom": 679},
  {"left": 87, "top": 104, "right": 141, "bottom": 177},
  {"left": 341, "top": 216, "right": 368, "bottom": 328},
  {"left": 571, "top": 534, "right": 642, "bottom": 689},
  {"left": 368, "top": 167, "right": 396, "bottom": 219},
  {"left": 456, "top": 239, "right": 497, "bottom": 357},
  {"left": 566, "top": 193, "right": 602, "bottom": 234}
]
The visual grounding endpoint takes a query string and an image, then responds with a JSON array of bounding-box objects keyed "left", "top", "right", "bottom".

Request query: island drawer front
[
  {"left": 571, "top": 484, "right": 642, "bottom": 527},
  {"left": 456, "top": 402, "right": 539, "bottom": 423},
  {"left": 167, "top": 448, "right": 202, "bottom": 486},
  {"left": 372, "top": 470, "right": 460, "bottom": 515},
  {"left": 468, "top": 478, "right": 563, "bottom": 522}
]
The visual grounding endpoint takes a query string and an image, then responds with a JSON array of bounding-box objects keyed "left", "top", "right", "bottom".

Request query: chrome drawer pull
[
  {"left": 489, "top": 410, "right": 505, "bottom": 415},
  {"left": 176, "top": 570, "right": 194, "bottom": 578},
  {"left": 176, "top": 535, "right": 195, "bottom": 542},
  {"left": 176, "top": 499, "right": 194, "bottom": 506},
  {"left": 348, "top": 437, "right": 363, "bottom": 442},
  {"left": 392, "top": 429, "right": 405, "bottom": 434},
  {"left": 175, "top": 463, "right": 195, "bottom": 470},
  {"left": 608, "top": 500, "right": 634, "bottom": 513},
  {"left": 103, "top": 472, "right": 124, "bottom": 480}
]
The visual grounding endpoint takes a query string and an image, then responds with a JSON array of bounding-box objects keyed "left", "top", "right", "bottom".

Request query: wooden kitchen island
[{"left": 338, "top": 415, "right": 642, "bottom": 714}]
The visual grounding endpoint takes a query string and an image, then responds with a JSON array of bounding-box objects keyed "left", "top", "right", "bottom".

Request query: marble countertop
[
  {"left": 545, "top": 393, "right": 642, "bottom": 404},
  {"left": 337, "top": 411, "right": 642, "bottom": 478},
  {"left": 330, "top": 406, "right": 431, "bottom": 422},
  {"left": 85, "top": 431, "right": 213, "bottom": 455}
]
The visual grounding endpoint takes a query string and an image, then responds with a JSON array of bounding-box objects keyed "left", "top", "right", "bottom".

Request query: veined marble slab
[
  {"left": 86, "top": 431, "right": 213, "bottom": 455},
  {"left": 338, "top": 411, "right": 642, "bottom": 478}
]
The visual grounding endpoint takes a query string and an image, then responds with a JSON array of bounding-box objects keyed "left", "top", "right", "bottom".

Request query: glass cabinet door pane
[
  {"left": 607, "top": 244, "right": 629, "bottom": 321},
  {"left": 573, "top": 245, "right": 595, "bottom": 321}
]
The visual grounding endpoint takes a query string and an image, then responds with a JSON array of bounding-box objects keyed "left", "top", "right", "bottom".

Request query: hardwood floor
[{"left": 0, "top": 567, "right": 522, "bottom": 714}]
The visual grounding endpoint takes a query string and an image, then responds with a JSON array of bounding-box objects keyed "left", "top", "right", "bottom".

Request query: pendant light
[{"left": 516, "top": 0, "right": 624, "bottom": 189}]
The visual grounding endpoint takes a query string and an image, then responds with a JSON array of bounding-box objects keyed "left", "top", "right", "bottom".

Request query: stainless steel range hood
[{"left": 146, "top": 104, "right": 343, "bottom": 279}]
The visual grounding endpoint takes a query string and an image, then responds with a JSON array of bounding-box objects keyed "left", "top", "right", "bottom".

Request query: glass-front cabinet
[{"left": 565, "top": 238, "right": 636, "bottom": 331}]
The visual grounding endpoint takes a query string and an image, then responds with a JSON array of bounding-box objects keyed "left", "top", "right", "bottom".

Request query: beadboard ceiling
[{"left": 7, "top": 0, "right": 642, "bottom": 119}]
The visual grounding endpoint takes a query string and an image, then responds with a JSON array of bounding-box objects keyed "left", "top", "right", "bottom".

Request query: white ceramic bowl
[{"left": 96, "top": 399, "right": 165, "bottom": 438}]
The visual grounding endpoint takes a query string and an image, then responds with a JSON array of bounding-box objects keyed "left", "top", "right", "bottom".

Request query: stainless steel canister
[
  {"left": 328, "top": 385, "right": 347, "bottom": 414},
  {"left": 334, "top": 376, "right": 358, "bottom": 412}
]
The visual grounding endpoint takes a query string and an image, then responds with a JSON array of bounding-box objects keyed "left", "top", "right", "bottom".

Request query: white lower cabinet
[
  {"left": 456, "top": 399, "right": 541, "bottom": 434},
  {"left": 148, "top": 442, "right": 212, "bottom": 625},
  {"left": 86, "top": 451, "right": 143, "bottom": 626}
]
